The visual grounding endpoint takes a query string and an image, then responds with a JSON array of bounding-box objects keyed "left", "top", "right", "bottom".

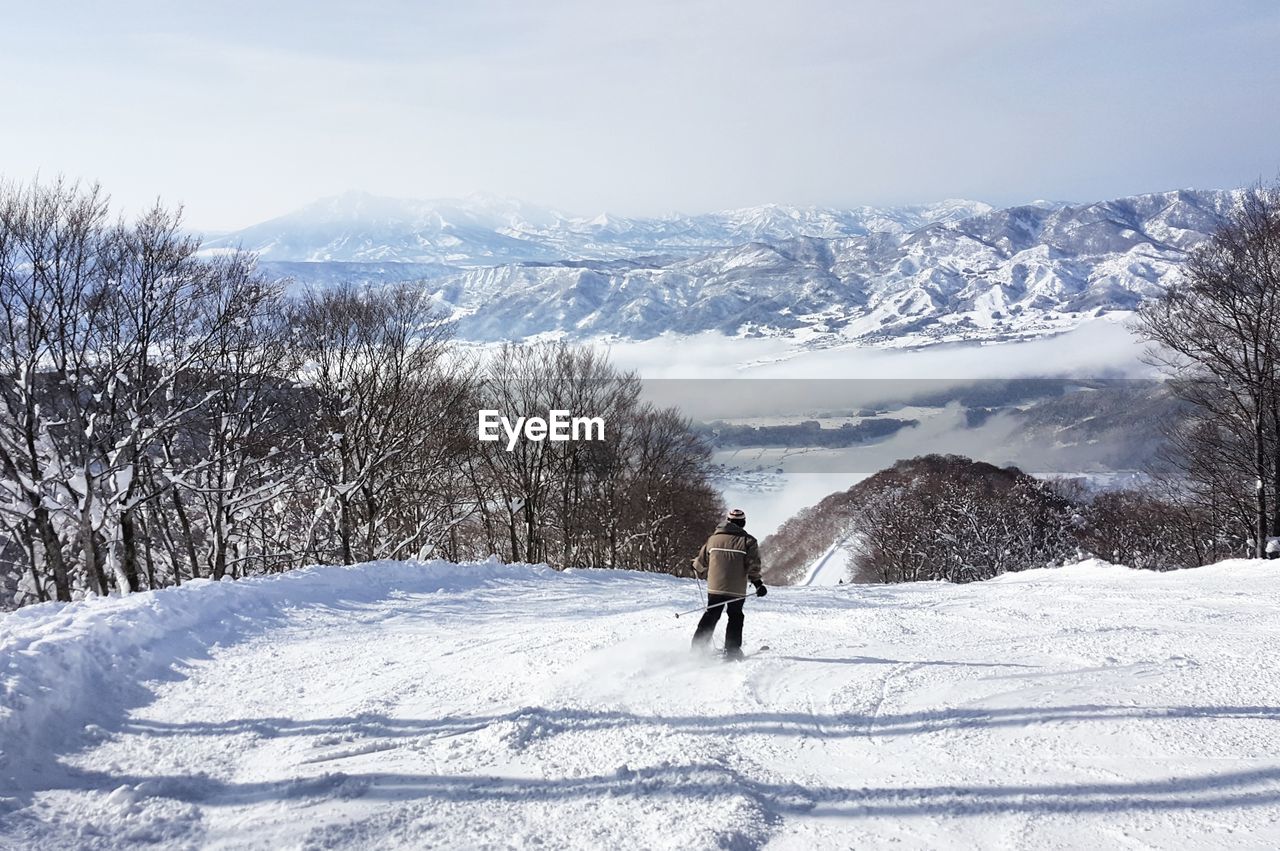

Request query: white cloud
[{"left": 612, "top": 316, "right": 1153, "bottom": 382}]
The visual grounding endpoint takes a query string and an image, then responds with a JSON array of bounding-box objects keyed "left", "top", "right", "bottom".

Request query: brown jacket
[{"left": 692, "top": 522, "right": 762, "bottom": 596}]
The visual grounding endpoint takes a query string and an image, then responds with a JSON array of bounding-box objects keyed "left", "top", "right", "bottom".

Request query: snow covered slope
[
  {"left": 799, "top": 534, "right": 856, "bottom": 586},
  {"left": 6, "top": 559, "right": 1280, "bottom": 848}
]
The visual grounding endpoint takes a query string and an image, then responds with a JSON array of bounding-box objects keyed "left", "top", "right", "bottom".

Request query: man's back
[{"left": 695, "top": 521, "right": 762, "bottom": 596}]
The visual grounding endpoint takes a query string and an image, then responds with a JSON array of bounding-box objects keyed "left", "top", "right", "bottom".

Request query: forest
[{"left": 0, "top": 179, "right": 722, "bottom": 608}]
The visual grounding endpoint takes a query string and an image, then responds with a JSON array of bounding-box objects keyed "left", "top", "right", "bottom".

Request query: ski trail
[
  {"left": 865, "top": 661, "right": 924, "bottom": 743},
  {"left": 7, "top": 561, "right": 1280, "bottom": 848},
  {"left": 800, "top": 530, "right": 854, "bottom": 586}
]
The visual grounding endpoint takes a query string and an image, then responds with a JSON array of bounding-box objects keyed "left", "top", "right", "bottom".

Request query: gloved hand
[{"left": 755, "top": 583, "right": 767, "bottom": 597}]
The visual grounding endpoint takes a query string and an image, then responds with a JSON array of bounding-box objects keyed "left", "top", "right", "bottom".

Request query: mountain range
[
  {"left": 204, "top": 191, "right": 994, "bottom": 265},
  {"left": 205, "top": 189, "right": 1238, "bottom": 346}
]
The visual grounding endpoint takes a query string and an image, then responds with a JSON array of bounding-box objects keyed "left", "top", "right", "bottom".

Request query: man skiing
[{"left": 690, "top": 508, "right": 766, "bottom": 660}]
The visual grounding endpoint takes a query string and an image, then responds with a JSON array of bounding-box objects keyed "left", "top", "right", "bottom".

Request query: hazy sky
[{"left": 4, "top": 1, "right": 1279, "bottom": 230}]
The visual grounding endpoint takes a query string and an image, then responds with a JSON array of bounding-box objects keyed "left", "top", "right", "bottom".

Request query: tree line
[
  {"left": 0, "top": 179, "right": 722, "bottom": 609},
  {"left": 760, "top": 455, "right": 1072, "bottom": 584},
  {"left": 762, "top": 454, "right": 1233, "bottom": 585}
]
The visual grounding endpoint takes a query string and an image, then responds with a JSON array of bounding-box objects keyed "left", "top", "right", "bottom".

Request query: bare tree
[
  {"left": 290, "top": 283, "right": 458, "bottom": 565},
  {"left": 0, "top": 178, "right": 110, "bottom": 600},
  {"left": 473, "top": 342, "right": 562, "bottom": 563},
  {"left": 611, "top": 405, "right": 722, "bottom": 573},
  {"left": 162, "top": 254, "right": 298, "bottom": 580},
  {"left": 1137, "top": 184, "right": 1280, "bottom": 556}
]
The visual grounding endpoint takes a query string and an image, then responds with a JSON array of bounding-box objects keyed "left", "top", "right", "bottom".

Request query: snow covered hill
[{"left": 6, "top": 558, "right": 1280, "bottom": 848}]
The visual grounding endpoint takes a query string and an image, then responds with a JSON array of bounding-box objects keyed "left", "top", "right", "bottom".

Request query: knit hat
[{"left": 726, "top": 508, "right": 746, "bottom": 523}]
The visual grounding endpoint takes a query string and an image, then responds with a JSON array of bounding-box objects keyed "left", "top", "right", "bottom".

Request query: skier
[{"left": 690, "top": 508, "right": 766, "bottom": 660}]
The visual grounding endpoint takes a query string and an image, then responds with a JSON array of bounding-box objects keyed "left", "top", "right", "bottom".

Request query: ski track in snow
[{"left": 5, "top": 559, "right": 1280, "bottom": 849}]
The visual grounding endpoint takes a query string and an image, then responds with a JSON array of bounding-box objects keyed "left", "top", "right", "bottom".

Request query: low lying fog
[{"left": 604, "top": 317, "right": 1162, "bottom": 538}]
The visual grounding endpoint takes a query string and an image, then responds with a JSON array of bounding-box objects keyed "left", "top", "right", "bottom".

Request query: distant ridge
[{"left": 206, "top": 188, "right": 1237, "bottom": 347}]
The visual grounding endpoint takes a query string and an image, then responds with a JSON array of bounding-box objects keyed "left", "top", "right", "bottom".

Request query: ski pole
[
  {"left": 689, "top": 573, "right": 705, "bottom": 607},
  {"left": 674, "top": 593, "right": 750, "bottom": 619}
]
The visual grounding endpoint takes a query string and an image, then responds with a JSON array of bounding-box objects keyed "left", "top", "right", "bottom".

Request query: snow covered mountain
[
  {"left": 203, "top": 192, "right": 573, "bottom": 265},
  {"left": 204, "top": 191, "right": 994, "bottom": 265},
  {"left": 434, "top": 189, "right": 1236, "bottom": 345},
  {"left": 208, "top": 188, "right": 1237, "bottom": 346}
]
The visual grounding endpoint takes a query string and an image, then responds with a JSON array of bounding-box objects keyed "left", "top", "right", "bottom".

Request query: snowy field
[{"left": 5, "top": 559, "right": 1280, "bottom": 849}]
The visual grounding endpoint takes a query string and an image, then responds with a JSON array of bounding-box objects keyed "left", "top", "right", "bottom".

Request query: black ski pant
[{"left": 692, "top": 593, "right": 745, "bottom": 650}]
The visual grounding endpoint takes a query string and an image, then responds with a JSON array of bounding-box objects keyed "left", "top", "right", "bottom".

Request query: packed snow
[{"left": 5, "top": 558, "right": 1280, "bottom": 848}]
